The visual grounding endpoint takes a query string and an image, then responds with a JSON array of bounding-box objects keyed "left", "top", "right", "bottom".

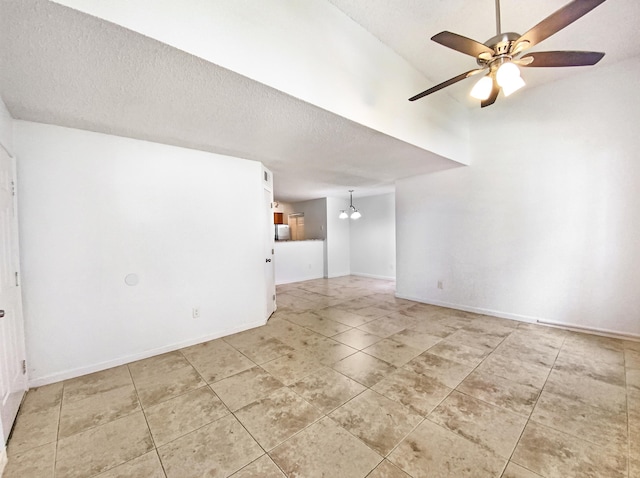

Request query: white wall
[
  {"left": 325, "top": 197, "right": 351, "bottom": 278},
  {"left": 350, "top": 193, "right": 395, "bottom": 280},
  {"left": 274, "top": 240, "right": 324, "bottom": 285},
  {"left": 15, "top": 122, "right": 268, "bottom": 385},
  {"left": 291, "top": 198, "right": 327, "bottom": 240},
  {"left": 396, "top": 57, "right": 640, "bottom": 338}
]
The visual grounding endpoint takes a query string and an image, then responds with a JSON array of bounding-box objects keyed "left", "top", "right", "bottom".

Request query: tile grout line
[
  {"left": 501, "top": 332, "right": 569, "bottom": 477},
  {"left": 124, "top": 364, "right": 168, "bottom": 478}
]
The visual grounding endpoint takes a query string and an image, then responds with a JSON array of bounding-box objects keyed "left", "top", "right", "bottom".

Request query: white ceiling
[{"left": 1, "top": 0, "right": 636, "bottom": 202}]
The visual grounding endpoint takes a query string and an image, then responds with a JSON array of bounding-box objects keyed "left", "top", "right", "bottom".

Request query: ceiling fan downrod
[{"left": 495, "top": 0, "right": 501, "bottom": 36}]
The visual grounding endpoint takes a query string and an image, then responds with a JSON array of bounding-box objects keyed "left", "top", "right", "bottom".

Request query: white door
[
  {"left": 264, "top": 187, "right": 275, "bottom": 318},
  {"left": 0, "top": 147, "right": 27, "bottom": 444}
]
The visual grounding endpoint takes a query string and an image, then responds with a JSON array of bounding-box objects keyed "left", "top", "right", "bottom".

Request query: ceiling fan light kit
[{"left": 409, "top": 0, "right": 607, "bottom": 107}]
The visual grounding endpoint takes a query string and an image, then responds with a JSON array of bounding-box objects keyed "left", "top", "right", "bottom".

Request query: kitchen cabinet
[{"left": 274, "top": 212, "right": 284, "bottom": 224}]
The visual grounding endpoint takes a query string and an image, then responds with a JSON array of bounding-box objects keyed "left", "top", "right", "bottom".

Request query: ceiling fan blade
[
  {"left": 409, "top": 69, "right": 485, "bottom": 101},
  {"left": 481, "top": 77, "right": 499, "bottom": 108},
  {"left": 519, "top": 51, "right": 605, "bottom": 67},
  {"left": 514, "top": 0, "right": 607, "bottom": 51},
  {"left": 431, "top": 31, "right": 494, "bottom": 58}
]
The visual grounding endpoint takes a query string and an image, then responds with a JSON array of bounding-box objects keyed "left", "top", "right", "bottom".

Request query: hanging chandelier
[{"left": 339, "top": 190, "right": 362, "bottom": 220}]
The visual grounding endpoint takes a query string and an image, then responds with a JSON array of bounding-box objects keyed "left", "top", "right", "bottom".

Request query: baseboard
[
  {"left": 28, "top": 319, "right": 267, "bottom": 388},
  {"left": 350, "top": 272, "right": 396, "bottom": 281},
  {"left": 394, "top": 293, "right": 640, "bottom": 342},
  {"left": 0, "top": 446, "right": 7, "bottom": 478}
]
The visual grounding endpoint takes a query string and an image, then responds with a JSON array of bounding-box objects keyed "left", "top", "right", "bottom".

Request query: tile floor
[{"left": 3, "top": 276, "right": 639, "bottom": 477}]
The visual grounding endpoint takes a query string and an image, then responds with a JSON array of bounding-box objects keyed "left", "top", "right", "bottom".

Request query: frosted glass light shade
[
  {"left": 496, "top": 62, "right": 525, "bottom": 96},
  {"left": 496, "top": 62, "right": 520, "bottom": 87},
  {"left": 350, "top": 210, "right": 361, "bottom": 220},
  {"left": 470, "top": 76, "right": 493, "bottom": 100},
  {"left": 339, "top": 210, "right": 349, "bottom": 219},
  {"left": 501, "top": 75, "right": 525, "bottom": 96}
]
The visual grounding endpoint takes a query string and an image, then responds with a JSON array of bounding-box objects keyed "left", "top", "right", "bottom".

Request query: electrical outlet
[
  {"left": 192, "top": 307, "right": 200, "bottom": 318},
  {"left": 437, "top": 281, "right": 443, "bottom": 290}
]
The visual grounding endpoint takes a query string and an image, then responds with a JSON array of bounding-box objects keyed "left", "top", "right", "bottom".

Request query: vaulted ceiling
[{"left": 1, "top": 0, "right": 637, "bottom": 202}]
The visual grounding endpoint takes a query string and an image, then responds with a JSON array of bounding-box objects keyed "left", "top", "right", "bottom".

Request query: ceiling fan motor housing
[{"left": 477, "top": 32, "right": 521, "bottom": 67}]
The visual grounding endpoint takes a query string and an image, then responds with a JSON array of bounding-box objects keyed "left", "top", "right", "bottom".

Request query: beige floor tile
[
  {"left": 631, "top": 459, "right": 640, "bottom": 478},
  {"left": 381, "top": 312, "right": 421, "bottom": 329},
  {"left": 6, "top": 403, "right": 59, "bottom": 454},
  {"left": 461, "top": 321, "right": 515, "bottom": 339},
  {"left": 544, "top": 368, "right": 627, "bottom": 412},
  {"left": 405, "top": 352, "right": 475, "bottom": 389},
  {"left": 363, "top": 338, "right": 422, "bottom": 367},
  {"left": 210, "top": 366, "right": 284, "bottom": 411},
  {"left": 329, "top": 389, "right": 422, "bottom": 456},
  {"left": 553, "top": 349, "right": 626, "bottom": 387},
  {"left": 512, "top": 421, "right": 627, "bottom": 478},
  {"left": 158, "top": 414, "right": 263, "bottom": 478},
  {"left": 261, "top": 349, "right": 324, "bottom": 385},
  {"left": 389, "top": 329, "right": 441, "bottom": 352},
  {"left": 628, "top": 368, "right": 640, "bottom": 390},
  {"left": 530, "top": 390, "right": 627, "bottom": 450},
  {"left": 128, "top": 351, "right": 190, "bottom": 378},
  {"left": 290, "top": 367, "right": 366, "bottom": 414},
  {"left": 563, "top": 333, "right": 624, "bottom": 354},
  {"left": 358, "top": 317, "right": 407, "bottom": 338},
  {"left": 3, "top": 442, "right": 55, "bottom": 478},
  {"left": 315, "top": 306, "right": 375, "bottom": 327},
  {"left": 354, "top": 306, "right": 392, "bottom": 320},
  {"left": 373, "top": 367, "right": 452, "bottom": 416},
  {"left": 270, "top": 416, "right": 382, "bottom": 477},
  {"left": 515, "top": 323, "right": 567, "bottom": 347},
  {"left": 625, "top": 348, "right": 640, "bottom": 369},
  {"left": 131, "top": 361, "right": 205, "bottom": 408},
  {"left": 235, "top": 387, "right": 323, "bottom": 450},
  {"left": 505, "top": 328, "right": 564, "bottom": 351},
  {"left": 457, "top": 370, "right": 540, "bottom": 416},
  {"left": 145, "top": 386, "right": 229, "bottom": 446},
  {"left": 332, "top": 328, "right": 384, "bottom": 349},
  {"left": 224, "top": 328, "right": 295, "bottom": 364},
  {"left": 388, "top": 419, "right": 506, "bottom": 477},
  {"left": 368, "top": 459, "right": 411, "bottom": 478},
  {"left": 407, "top": 318, "right": 457, "bottom": 338},
  {"left": 427, "top": 340, "right": 489, "bottom": 367},
  {"left": 307, "top": 317, "right": 353, "bottom": 338},
  {"left": 63, "top": 365, "right": 132, "bottom": 403},
  {"left": 181, "top": 339, "right": 255, "bottom": 383},
  {"left": 501, "top": 462, "right": 543, "bottom": 478},
  {"left": 331, "top": 351, "right": 397, "bottom": 387},
  {"left": 624, "top": 340, "right": 640, "bottom": 352},
  {"left": 55, "top": 412, "right": 153, "bottom": 478},
  {"left": 444, "top": 329, "right": 504, "bottom": 352},
  {"left": 19, "top": 383, "right": 63, "bottom": 414},
  {"left": 493, "top": 340, "right": 559, "bottom": 369},
  {"left": 94, "top": 451, "right": 165, "bottom": 478},
  {"left": 428, "top": 391, "right": 528, "bottom": 459},
  {"left": 476, "top": 353, "right": 550, "bottom": 389},
  {"left": 59, "top": 383, "right": 140, "bottom": 438},
  {"left": 302, "top": 337, "right": 358, "bottom": 366},
  {"left": 231, "top": 454, "right": 285, "bottom": 477}
]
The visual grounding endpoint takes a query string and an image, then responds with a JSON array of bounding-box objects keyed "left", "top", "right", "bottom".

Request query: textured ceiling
[{"left": 1, "top": 0, "right": 635, "bottom": 202}]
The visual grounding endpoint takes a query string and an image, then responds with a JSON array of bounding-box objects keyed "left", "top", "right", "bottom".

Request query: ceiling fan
[{"left": 409, "top": 0, "right": 607, "bottom": 107}]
